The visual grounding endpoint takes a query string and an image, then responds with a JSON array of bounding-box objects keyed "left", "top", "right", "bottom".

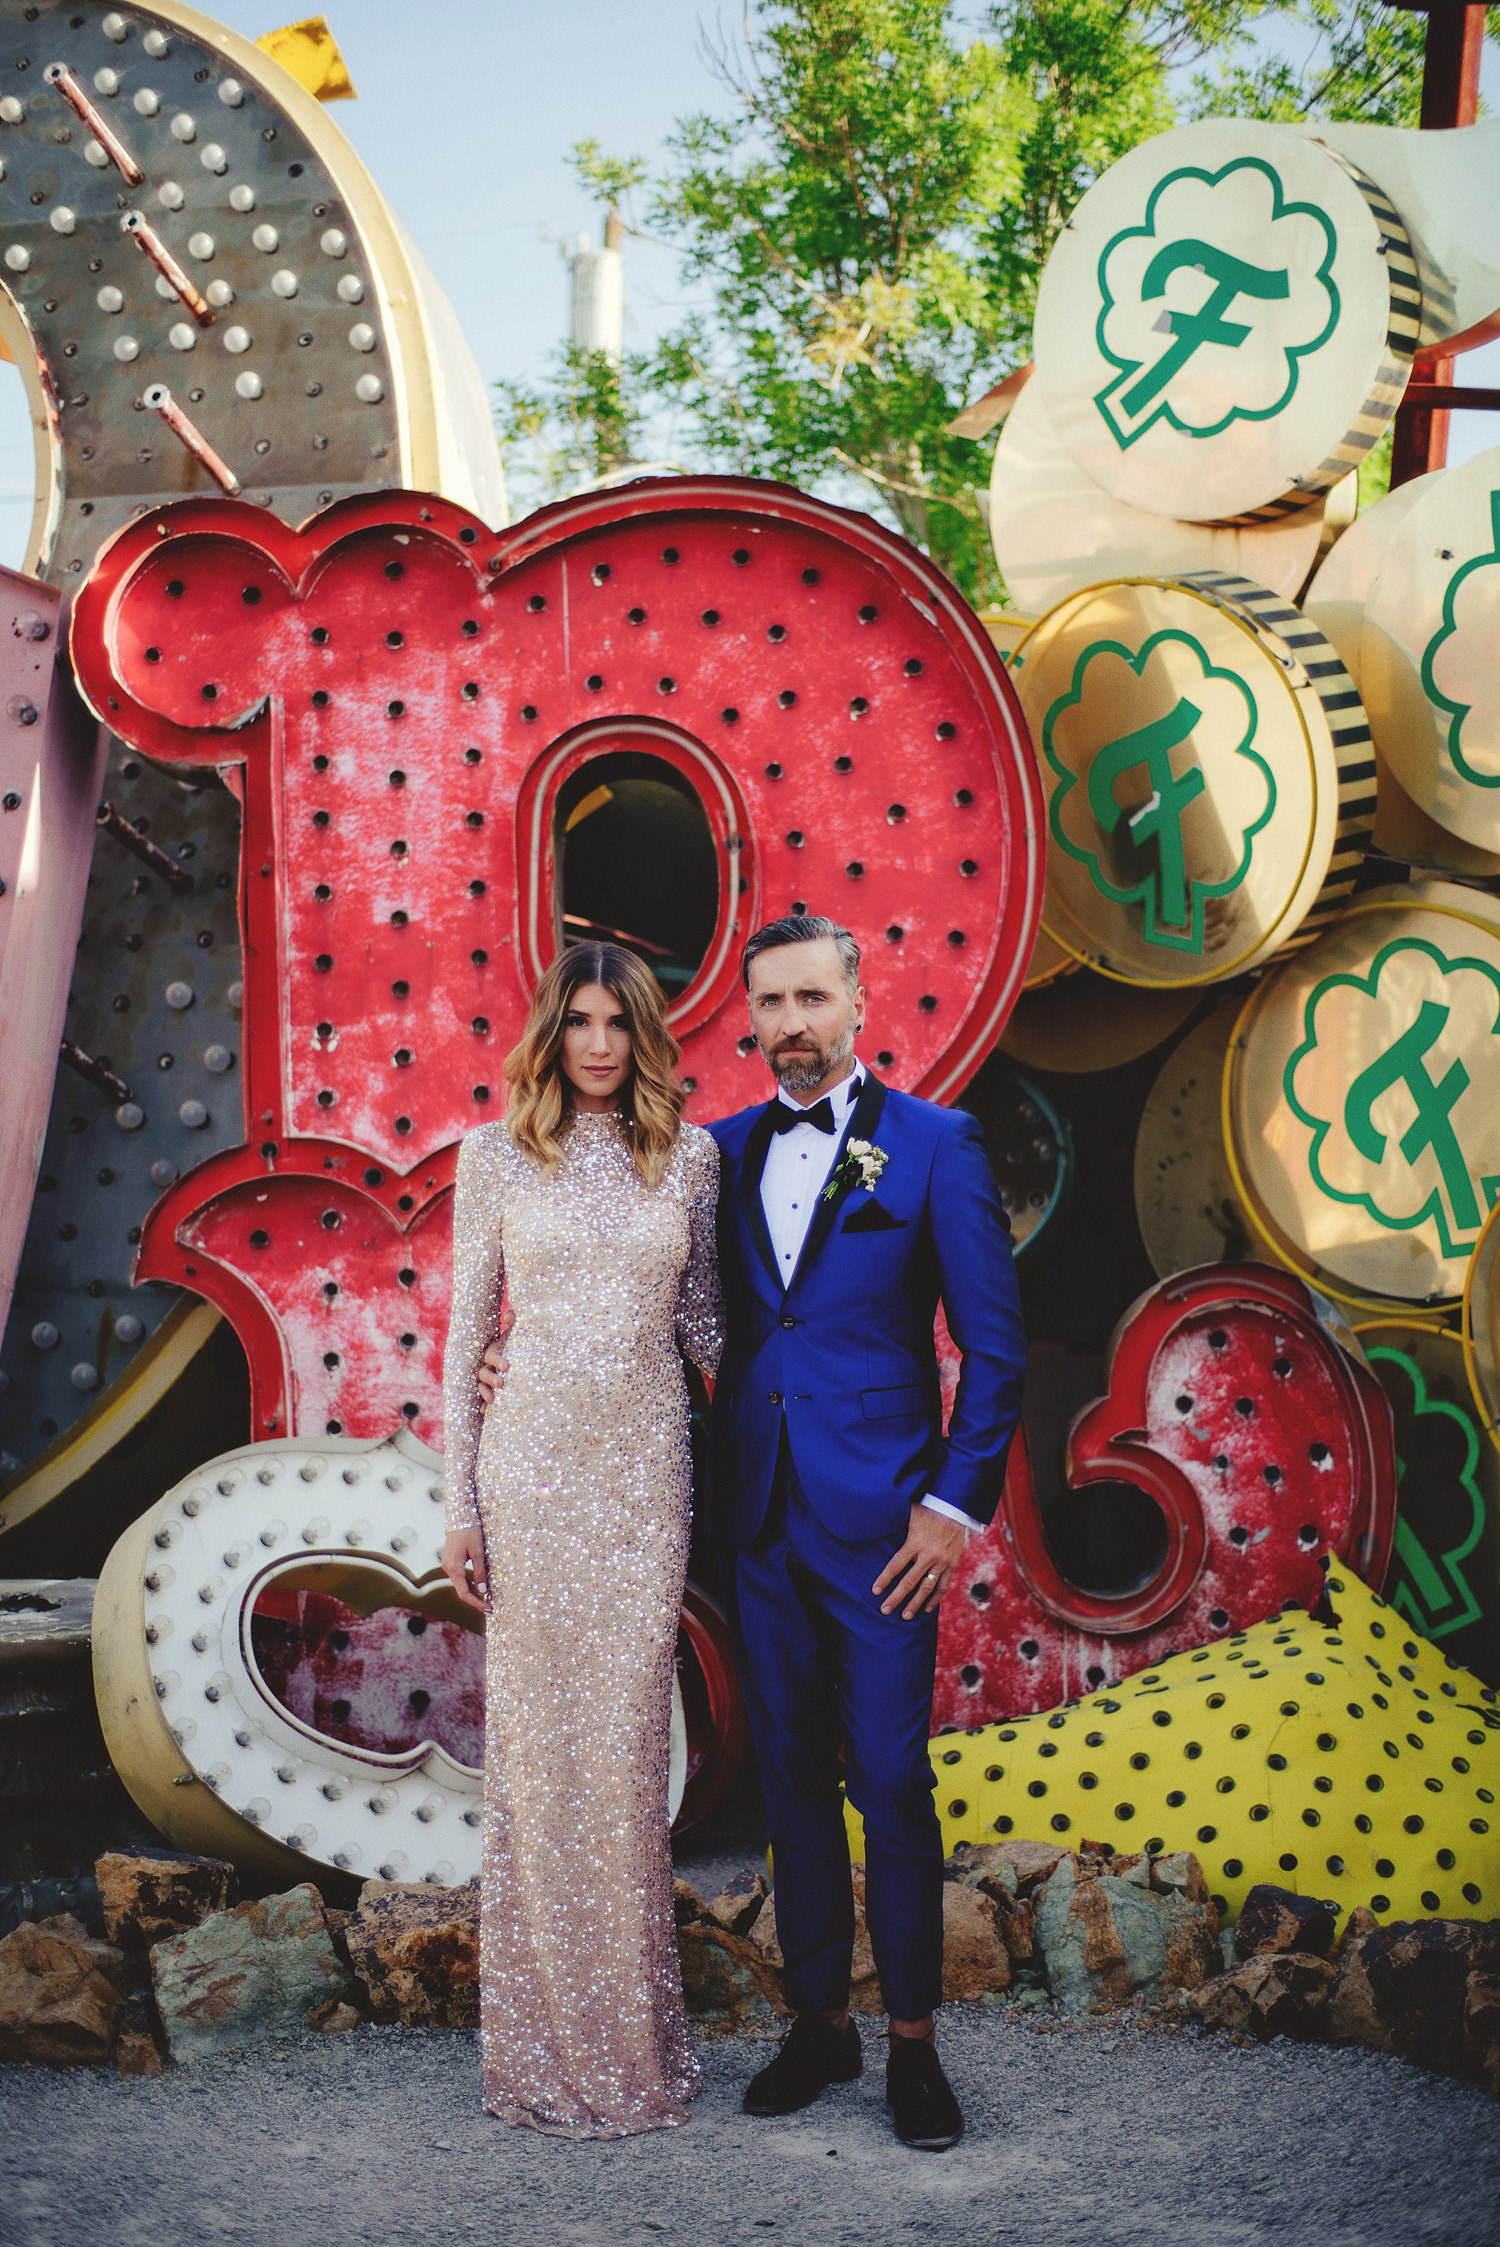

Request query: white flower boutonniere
[{"left": 820, "top": 1137, "right": 890, "bottom": 1203}]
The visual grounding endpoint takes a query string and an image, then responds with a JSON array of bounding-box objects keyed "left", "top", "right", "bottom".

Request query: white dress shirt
[{"left": 761, "top": 1061, "right": 980, "bottom": 1535}]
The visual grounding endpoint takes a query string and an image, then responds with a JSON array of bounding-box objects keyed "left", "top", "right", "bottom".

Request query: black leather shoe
[
  {"left": 886, "top": 2035, "right": 963, "bottom": 2150},
  {"left": 743, "top": 2013, "right": 863, "bottom": 2116}
]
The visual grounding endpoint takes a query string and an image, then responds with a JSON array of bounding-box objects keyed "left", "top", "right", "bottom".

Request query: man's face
[{"left": 746, "top": 937, "right": 865, "bottom": 1095}]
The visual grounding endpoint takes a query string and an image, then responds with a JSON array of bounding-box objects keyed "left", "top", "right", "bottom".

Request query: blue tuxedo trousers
[{"left": 721, "top": 1435, "right": 944, "bottom": 2020}]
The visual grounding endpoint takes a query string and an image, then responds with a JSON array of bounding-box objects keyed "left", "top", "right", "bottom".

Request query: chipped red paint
[
  {"left": 933, "top": 1264, "right": 1396, "bottom": 1730},
  {"left": 70, "top": 480, "right": 1043, "bottom": 1447},
  {"left": 251, "top": 1580, "right": 485, "bottom": 1768}
]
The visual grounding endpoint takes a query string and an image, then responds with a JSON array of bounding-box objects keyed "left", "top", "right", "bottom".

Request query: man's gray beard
[{"left": 768, "top": 1020, "right": 855, "bottom": 1094}]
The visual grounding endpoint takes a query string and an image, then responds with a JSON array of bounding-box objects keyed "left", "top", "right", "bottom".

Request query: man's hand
[
  {"left": 873, "top": 1506, "right": 967, "bottom": 1620},
  {"left": 442, "top": 1525, "right": 491, "bottom": 1616},
  {"left": 476, "top": 1338, "right": 508, "bottom": 1412}
]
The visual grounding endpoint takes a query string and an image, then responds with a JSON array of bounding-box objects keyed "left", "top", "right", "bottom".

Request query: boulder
[
  {"left": 949, "top": 1842, "right": 1018, "bottom": 1897},
  {"left": 309, "top": 1999, "right": 363, "bottom": 2034},
  {"left": 1188, "top": 1952, "right": 1334, "bottom": 2040},
  {"left": 96, "top": 1852, "right": 233, "bottom": 1954},
  {"left": 677, "top": 1915, "right": 785, "bottom": 2033},
  {"left": 151, "top": 1883, "right": 356, "bottom": 2063},
  {"left": 953, "top": 1854, "right": 1041, "bottom": 1977},
  {"left": 114, "top": 1995, "right": 165, "bottom": 2077},
  {"left": 940, "top": 1881, "right": 1010, "bottom": 2002},
  {"left": 27, "top": 1913, "right": 133, "bottom": 1994},
  {"left": 1149, "top": 1852, "right": 1212, "bottom": 1907},
  {"left": 0, "top": 1916, "right": 128, "bottom": 2065},
  {"left": 1327, "top": 1917, "right": 1500, "bottom": 2081},
  {"left": 704, "top": 1867, "right": 769, "bottom": 1939},
  {"left": 341, "top": 1880, "right": 479, "bottom": 2029},
  {"left": 1233, "top": 1884, "right": 1339, "bottom": 1963},
  {"left": 1463, "top": 1972, "right": 1500, "bottom": 2099},
  {"left": 972, "top": 1839, "right": 1071, "bottom": 1896},
  {"left": 1035, "top": 1852, "right": 1219, "bottom": 2014}
]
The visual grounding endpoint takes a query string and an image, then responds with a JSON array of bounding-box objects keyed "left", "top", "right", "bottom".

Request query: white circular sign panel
[{"left": 1034, "top": 121, "right": 1420, "bottom": 525}]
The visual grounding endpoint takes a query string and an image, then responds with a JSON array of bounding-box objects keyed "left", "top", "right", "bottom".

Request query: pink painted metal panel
[{"left": 0, "top": 574, "right": 108, "bottom": 1347}]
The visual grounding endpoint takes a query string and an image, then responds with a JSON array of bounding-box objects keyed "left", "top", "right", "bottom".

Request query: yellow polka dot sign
[
  {"left": 1226, "top": 884, "right": 1500, "bottom": 1308},
  {"left": 1033, "top": 121, "right": 1420, "bottom": 525},
  {"left": 1016, "top": 572, "right": 1374, "bottom": 986},
  {"left": 848, "top": 1568, "right": 1500, "bottom": 1928}
]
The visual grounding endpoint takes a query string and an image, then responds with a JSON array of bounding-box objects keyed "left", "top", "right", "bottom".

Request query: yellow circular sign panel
[
  {"left": 1133, "top": 998, "right": 1256, "bottom": 1277},
  {"left": 1227, "top": 884, "right": 1500, "bottom": 1309},
  {"left": 1033, "top": 121, "right": 1420, "bottom": 525},
  {"left": 997, "top": 969, "right": 1197, "bottom": 1075},
  {"left": 1360, "top": 444, "right": 1500, "bottom": 855},
  {"left": 1015, "top": 572, "right": 1375, "bottom": 987},
  {"left": 989, "top": 375, "right": 1353, "bottom": 617},
  {"left": 1463, "top": 1202, "right": 1500, "bottom": 1458}
]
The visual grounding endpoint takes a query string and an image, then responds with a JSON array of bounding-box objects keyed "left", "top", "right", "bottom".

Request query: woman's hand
[
  {"left": 442, "top": 1525, "right": 491, "bottom": 1616},
  {"left": 477, "top": 1338, "right": 509, "bottom": 1411}
]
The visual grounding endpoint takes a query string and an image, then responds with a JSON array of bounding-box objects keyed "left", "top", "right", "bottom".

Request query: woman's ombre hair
[{"left": 503, "top": 941, "right": 685, "bottom": 1186}]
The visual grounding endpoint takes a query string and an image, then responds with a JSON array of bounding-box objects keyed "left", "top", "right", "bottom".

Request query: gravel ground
[{"left": 3, "top": 2007, "right": 1498, "bottom": 2247}]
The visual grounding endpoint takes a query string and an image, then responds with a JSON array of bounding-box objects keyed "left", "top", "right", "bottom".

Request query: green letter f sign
[
  {"left": 1114, "top": 237, "right": 1290, "bottom": 432},
  {"left": 1345, "top": 1000, "right": 1480, "bottom": 1238}
]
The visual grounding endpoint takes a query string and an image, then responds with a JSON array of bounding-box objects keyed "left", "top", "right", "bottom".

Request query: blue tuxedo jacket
[{"left": 706, "top": 1072, "right": 1027, "bottom": 1546}]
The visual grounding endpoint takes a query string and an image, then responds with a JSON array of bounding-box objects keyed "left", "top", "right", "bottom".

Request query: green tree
[{"left": 498, "top": 1, "right": 1483, "bottom": 602}]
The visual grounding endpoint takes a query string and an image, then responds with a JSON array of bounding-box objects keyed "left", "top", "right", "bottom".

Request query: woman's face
[{"left": 559, "top": 981, "right": 632, "bottom": 1111}]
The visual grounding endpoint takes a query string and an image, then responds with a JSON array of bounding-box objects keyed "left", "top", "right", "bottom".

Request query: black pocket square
[{"left": 842, "top": 1198, "right": 907, "bottom": 1233}]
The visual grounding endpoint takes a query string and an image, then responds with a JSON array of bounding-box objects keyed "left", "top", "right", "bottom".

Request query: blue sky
[{"left": 0, "top": 1, "right": 1494, "bottom": 562}]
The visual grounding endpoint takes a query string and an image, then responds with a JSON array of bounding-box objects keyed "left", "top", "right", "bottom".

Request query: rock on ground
[
  {"left": 150, "top": 1883, "right": 356, "bottom": 2064},
  {"left": 675, "top": 1887, "right": 785, "bottom": 2035},
  {"left": 95, "top": 1852, "right": 233, "bottom": 1954},
  {"left": 341, "top": 1880, "right": 479, "bottom": 2029},
  {"left": 1035, "top": 1853, "right": 1220, "bottom": 2015},
  {"left": 1328, "top": 1915, "right": 1500, "bottom": 2084},
  {"left": 1234, "top": 1884, "right": 1339, "bottom": 1962},
  {"left": 0, "top": 1915, "right": 128, "bottom": 2066},
  {"left": 1189, "top": 1951, "right": 1336, "bottom": 2041}
]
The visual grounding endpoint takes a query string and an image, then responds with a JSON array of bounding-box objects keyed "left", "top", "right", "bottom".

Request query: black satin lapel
[
  {"left": 786, "top": 1072, "right": 889, "bottom": 1291},
  {"left": 739, "top": 1106, "right": 782, "bottom": 1291}
]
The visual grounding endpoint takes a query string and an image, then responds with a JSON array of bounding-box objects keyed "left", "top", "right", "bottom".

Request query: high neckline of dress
[{"left": 569, "top": 1107, "right": 628, "bottom": 1129}]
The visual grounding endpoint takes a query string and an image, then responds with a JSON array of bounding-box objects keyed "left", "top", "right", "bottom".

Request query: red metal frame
[
  {"left": 69, "top": 480, "right": 1044, "bottom": 1446},
  {"left": 932, "top": 1262, "right": 1397, "bottom": 1729},
  {"left": 1389, "top": 2, "right": 1490, "bottom": 485}
]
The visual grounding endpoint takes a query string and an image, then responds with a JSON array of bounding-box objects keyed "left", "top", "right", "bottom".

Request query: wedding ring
[{"left": 923, "top": 1569, "right": 939, "bottom": 1581}]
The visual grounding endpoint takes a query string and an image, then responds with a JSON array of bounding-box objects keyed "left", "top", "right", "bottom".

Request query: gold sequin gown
[{"left": 441, "top": 1111, "right": 723, "bottom": 2138}]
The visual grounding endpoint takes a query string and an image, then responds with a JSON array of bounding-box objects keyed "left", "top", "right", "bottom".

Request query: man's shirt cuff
[{"left": 920, "top": 1493, "right": 982, "bottom": 1533}]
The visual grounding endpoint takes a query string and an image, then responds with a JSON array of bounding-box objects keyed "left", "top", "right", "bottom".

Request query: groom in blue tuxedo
[{"left": 708, "top": 913, "right": 1026, "bottom": 2150}]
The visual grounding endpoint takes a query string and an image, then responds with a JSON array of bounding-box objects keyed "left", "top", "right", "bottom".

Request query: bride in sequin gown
[{"left": 441, "top": 943, "right": 723, "bottom": 2139}]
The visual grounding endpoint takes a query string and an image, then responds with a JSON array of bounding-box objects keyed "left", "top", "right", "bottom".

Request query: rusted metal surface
[
  {"left": 68, "top": 478, "right": 1044, "bottom": 1451},
  {"left": 932, "top": 1262, "right": 1397, "bottom": 1729},
  {"left": 0, "top": 0, "right": 504, "bottom": 1504}
]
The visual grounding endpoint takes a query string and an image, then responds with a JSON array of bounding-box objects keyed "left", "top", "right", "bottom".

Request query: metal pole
[{"left": 1389, "top": 4, "right": 1487, "bottom": 485}]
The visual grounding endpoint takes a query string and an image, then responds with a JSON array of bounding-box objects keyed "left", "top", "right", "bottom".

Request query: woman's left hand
[{"left": 442, "top": 1524, "right": 491, "bottom": 1615}]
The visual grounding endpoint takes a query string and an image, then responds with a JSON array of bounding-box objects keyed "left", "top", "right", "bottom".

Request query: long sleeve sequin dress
[{"left": 441, "top": 1111, "right": 723, "bottom": 2139}]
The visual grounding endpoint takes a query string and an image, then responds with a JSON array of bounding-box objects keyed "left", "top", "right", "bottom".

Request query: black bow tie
[{"left": 770, "top": 1096, "right": 837, "bottom": 1135}]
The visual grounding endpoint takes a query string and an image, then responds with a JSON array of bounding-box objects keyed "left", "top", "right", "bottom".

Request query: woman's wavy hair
[{"left": 503, "top": 941, "right": 685, "bottom": 1186}]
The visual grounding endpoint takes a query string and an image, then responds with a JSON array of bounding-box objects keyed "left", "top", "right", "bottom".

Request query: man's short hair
[{"left": 740, "top": 914, "right": 861, "bottom": 995}]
